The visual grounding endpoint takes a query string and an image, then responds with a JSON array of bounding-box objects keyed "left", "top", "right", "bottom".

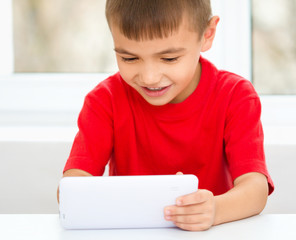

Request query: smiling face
[{"left": 111, "top": 17, "right": 218, "bottom": 106}]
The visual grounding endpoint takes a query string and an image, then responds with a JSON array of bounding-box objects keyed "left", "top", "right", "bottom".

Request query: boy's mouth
[
  {"left": 145, "top": 87, "right": 167, "bottom": 91},
  {"left": 141, "top": 85, "right": 171, "bottom": 97}
]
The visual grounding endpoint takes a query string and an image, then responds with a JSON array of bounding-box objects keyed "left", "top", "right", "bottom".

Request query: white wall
[
  {"left": 0, "top": 124, "right": 295, "bottom": 214},
  {"left": 0, "top": 139, "right": 71, "bottom": 213},
  {"left": 263, "top": 144, "right": 296, "bottom": 214}
]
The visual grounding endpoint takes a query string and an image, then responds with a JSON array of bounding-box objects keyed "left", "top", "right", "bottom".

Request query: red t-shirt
[{"left": 64, "top": 57, "right": 274, "bottom": 195}]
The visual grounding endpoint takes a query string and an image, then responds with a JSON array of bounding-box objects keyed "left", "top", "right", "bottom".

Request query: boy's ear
[{"left": 201, "top": 16, "right": 220, "bottom": 52}]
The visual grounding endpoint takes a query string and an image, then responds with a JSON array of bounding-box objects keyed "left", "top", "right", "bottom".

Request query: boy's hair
[{"left": 105, "top": 0, "right": 212, "bottom": 41}]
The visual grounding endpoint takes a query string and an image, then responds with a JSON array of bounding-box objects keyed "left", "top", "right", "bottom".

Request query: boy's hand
[
  {"left": 165, "top": 172, "right": 269, "bottom": 231},
  {"left": 164, "top": 172, "right": 216, "bottom": 231},
  {"left": 164, "top": 189, "right": 216, "bottom": 231}
]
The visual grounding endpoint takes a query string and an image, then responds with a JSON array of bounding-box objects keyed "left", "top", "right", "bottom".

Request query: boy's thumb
[{"left": 176, "top": 172, "right": 183, "bottom": 175}]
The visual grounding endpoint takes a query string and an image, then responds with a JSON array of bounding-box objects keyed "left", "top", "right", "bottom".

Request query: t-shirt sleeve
[
  {"left": 63, "top": 86, "right": 114, "bottom": 176},
  {"left": 224, "top": 81, "right": 274, "bottom": 194}
]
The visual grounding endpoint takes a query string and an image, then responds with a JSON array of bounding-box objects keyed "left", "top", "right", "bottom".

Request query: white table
[{"left": 0, "top": 214, "right": 295, "bottom": 240}]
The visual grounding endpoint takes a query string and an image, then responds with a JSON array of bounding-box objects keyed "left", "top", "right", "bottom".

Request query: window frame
[{"left": 0, "top": 1, "right": 14, "bottom": 75}]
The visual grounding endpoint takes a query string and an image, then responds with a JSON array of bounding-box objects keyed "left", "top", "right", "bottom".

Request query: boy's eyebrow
[
  {"left": 114, "top": 47, "right": 186, "bottom": 56},
  {"left": 155, "top": 48, "right": 186, "bottom": 55},
  {"left": 114, "top": 48, "right": 136, "bottom": 55}
]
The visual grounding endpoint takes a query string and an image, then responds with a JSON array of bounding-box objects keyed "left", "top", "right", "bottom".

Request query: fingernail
[
  {"left": 176, "top": 200, "right": 182, "bottom": 206},
  {"left": 165, "top": 210, "right": 171, "bottom": 215},
  {"left": 165, "top": 215, "right": 171, "bottom": 220}
]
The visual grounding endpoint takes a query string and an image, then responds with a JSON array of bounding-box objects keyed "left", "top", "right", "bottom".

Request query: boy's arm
[
  {"left": 57, "top": 169, "right": 92, "bottom": 203},
  {"left": 214, "top": 172, "right": 268, "bottom": 225},
  {"left": 164, "top": 172, "right": 269, "bottom": 231},
  {"left": 62, "top": 169, "right": 93, "bottom": 177}
]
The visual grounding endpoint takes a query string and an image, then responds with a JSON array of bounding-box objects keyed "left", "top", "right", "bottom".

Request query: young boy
[{"left": 60, "top": 0, "right": 274, "bottom": 231}]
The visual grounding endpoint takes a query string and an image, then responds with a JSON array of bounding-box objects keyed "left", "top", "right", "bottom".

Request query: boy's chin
[{"left": 141, "top": 95, "right": 171, "bottom": 106}]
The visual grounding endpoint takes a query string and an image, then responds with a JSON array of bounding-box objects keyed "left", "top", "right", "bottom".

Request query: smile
[
  {"left": 145, "top": 87, "right": 167, "bottom": 91},
  {"left": 141, "top": 85, "right": 171, "bottom": 97}
]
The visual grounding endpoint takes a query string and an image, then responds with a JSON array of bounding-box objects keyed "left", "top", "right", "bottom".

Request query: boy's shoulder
[
  {"left": 90, "top": 72, "right": 123, "bottom": 95},
  {"left": 201, "top": 57, "right": 258, "bottom": 100},
  {"left": 218, "top": 70, "right": 257, "bottom": 97},
  {"left": 86, "top": 72, "right": 126, "bottom": 101},
  {"left": 81, "top": 72, "right": 128, "bottom": 114}
]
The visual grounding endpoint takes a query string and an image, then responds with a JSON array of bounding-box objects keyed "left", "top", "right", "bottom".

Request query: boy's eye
[
  {"left": 121, "top": 57, "right": 138, "bottom": 62},
  {"left": 162, "top": 57, "right": 179, "bottom": 62}
]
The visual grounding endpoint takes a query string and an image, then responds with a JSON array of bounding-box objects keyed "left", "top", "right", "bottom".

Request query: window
[
  {"left": 13, "top": 0, "right": 116, "bottom": 73},
  {"left": 11, "top": 0, "right": 251, "bottom": 78},
  {"left": 252, "top": 0, "right": 296, "bottom": 95},
  {"left": 1, "top": 0, "right": 295, "bottom": 129}
]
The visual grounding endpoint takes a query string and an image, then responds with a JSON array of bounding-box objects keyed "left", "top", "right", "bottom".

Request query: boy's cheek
[{"left": 117, "top": 66, "right": 135, "bottom": 83}]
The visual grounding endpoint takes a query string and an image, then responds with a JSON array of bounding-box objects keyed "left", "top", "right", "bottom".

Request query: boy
[{"left": 59, "top": 0, "right": 274, "bottom": 231}]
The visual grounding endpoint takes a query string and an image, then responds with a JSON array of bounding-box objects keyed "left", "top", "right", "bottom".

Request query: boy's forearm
[
  {"left": 62, "top": 169, "right": 93, "bottom": 177},
  {"left": 213, "top": 172, "right": 269, "bottom": 226}
]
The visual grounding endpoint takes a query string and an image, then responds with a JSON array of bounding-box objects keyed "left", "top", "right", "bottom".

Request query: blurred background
[
  {"left": 252, "top": 0, "right": 296, "bottom": 94},
  {"left": 12, "top": 0, "right": 296, "bottom": 94},
  {"left": 13, "top": 0, "right": 116, "bottom": 73}
]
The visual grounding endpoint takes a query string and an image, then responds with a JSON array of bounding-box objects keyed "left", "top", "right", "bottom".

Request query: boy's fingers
[
  {"left": 176, "top": 172, "right": 183, "bottom": 175},
  {"left": 169, "top": 211, "right": 213, "bottom": 224},
  {"left": 176, "top": 190, "right": 213, "bottom": 206},
  {"left": 164, "top": 204, "right": 202, "bottom": 216}
]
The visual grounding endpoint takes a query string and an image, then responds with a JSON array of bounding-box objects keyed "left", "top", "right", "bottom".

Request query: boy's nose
[
  {"left": 140, "top": 75, "right": 161, "bottom": 87},
  {"left": 139, "top": 65, "right": 161, "bottom": 86}
]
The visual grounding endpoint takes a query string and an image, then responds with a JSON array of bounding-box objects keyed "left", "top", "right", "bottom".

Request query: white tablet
[{"left": 59, "top": 174, "right": 198, "bottom": 229}]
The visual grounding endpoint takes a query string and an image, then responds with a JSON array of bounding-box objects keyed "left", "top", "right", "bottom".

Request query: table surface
[{"left": 0, "top": 214, "right": 296, "bottom": 240}]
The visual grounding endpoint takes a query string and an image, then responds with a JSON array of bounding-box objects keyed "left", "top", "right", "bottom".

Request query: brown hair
[{"left": 105, "top": 0, "right": 212, "bottom": 41}]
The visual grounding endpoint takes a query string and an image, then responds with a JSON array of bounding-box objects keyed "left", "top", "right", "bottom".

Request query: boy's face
[{"left": 111, "top": 20, "right": 206, "bottom": 106}]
